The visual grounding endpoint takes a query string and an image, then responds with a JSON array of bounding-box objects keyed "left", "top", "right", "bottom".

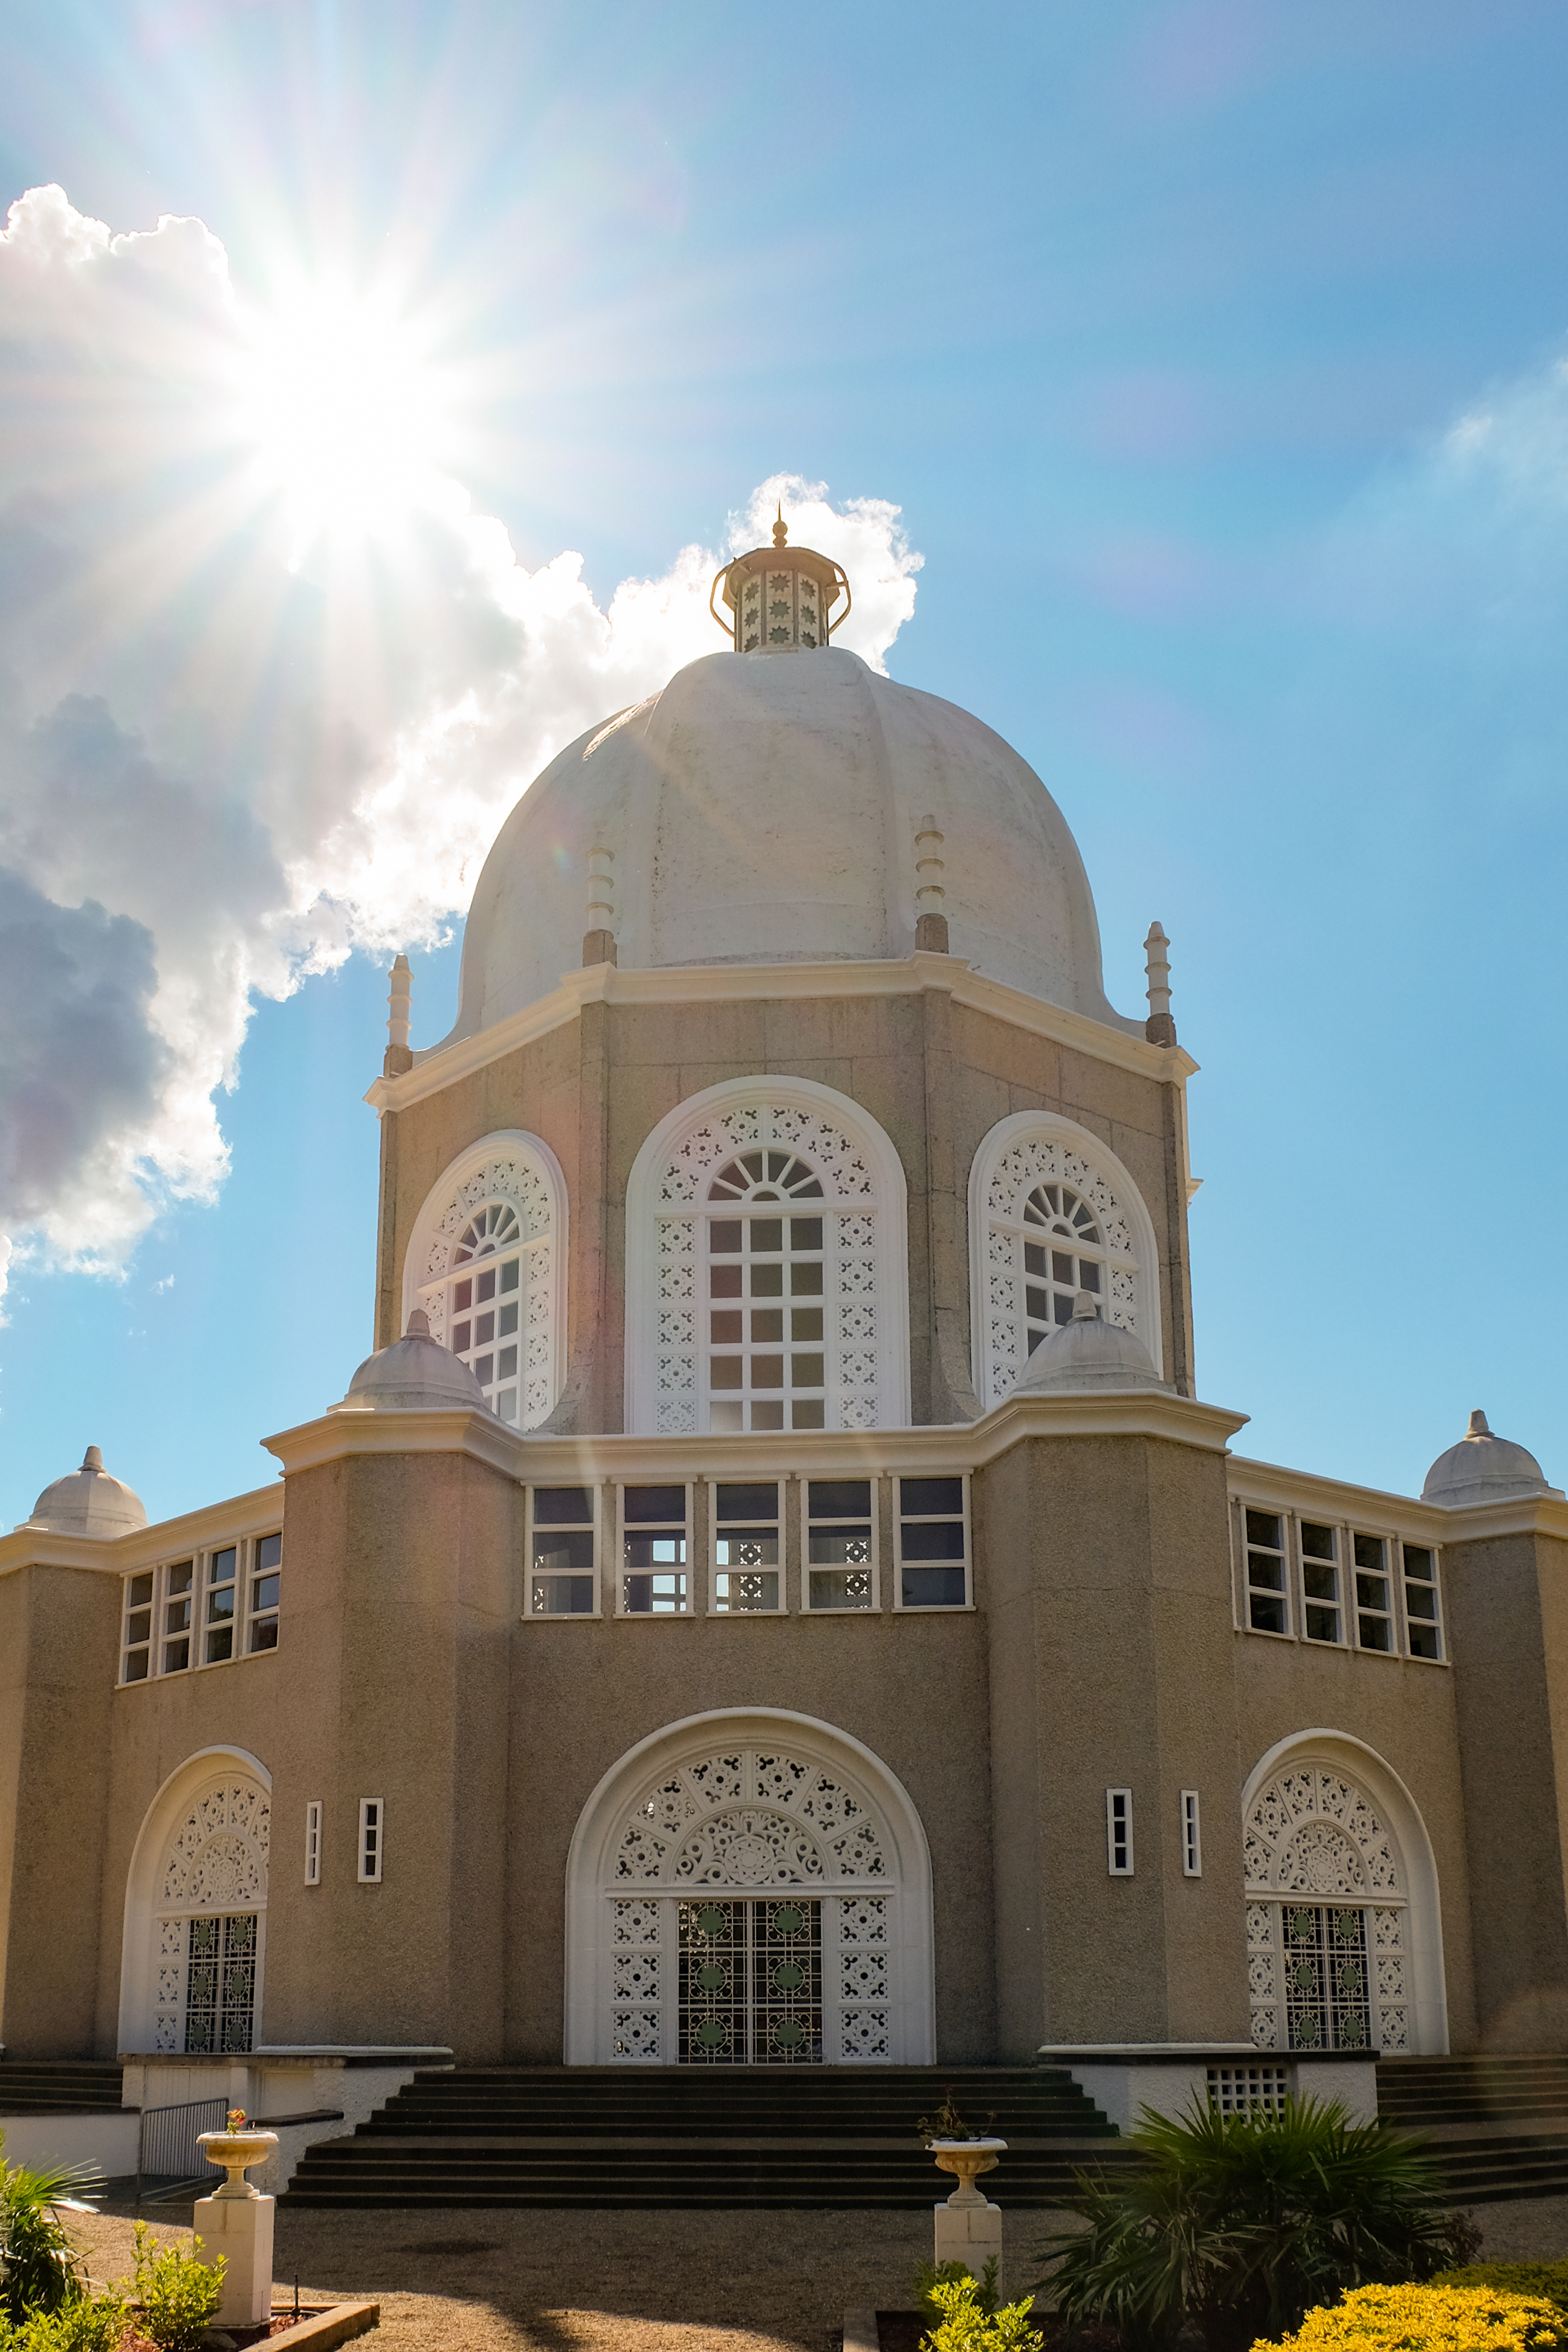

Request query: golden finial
[{"left": 773, "top": 502, "right": 788, "bottom": 549}]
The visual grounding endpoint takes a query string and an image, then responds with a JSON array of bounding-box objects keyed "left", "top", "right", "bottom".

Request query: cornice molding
[
  {"left": 0, "top": 1483, "right": 282, "bottom": 1579},
  {"left": 1228, "top": 1451, "right": 1568, "bottom": 1543},
  {"left": 364, "top": 954, "right": 1199, "bottom": 1116},
  {"left": 262, "top": 1404, "right": 529, "bottom": 1479},
  {"left": 1430, "top": 1494, "right": 1568, "bottom": 1544}
]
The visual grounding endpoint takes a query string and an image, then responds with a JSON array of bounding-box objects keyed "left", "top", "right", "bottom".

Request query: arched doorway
[
  {"left": 565, "top": 1709, "right": 934, "bottom": 2064},
  {"left": 118, "top": 1750, "right": 270, "bottom": 2056},
  {"left": 1242, "top": 1732, "right": 1448, "bottom": 2055}
]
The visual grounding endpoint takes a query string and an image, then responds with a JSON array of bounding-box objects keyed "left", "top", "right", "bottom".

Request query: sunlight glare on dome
[{"left": 242, "top": 282, "right": 448, "bottom": 551}]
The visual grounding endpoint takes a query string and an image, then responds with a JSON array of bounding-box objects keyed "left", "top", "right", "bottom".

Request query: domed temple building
[{"left": 2, "top": 516, "right": 1566, "bottom": 2186}]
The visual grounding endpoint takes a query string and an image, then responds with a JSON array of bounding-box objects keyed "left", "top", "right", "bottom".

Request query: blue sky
[{"left": 1, "top": 0, "right": 1566, "bottom": 1526}]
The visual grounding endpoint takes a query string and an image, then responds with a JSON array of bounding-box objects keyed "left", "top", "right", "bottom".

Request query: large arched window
[
  {"left": 969, "top": 1112, "right": 1162, "bottom": 1411},
  {"left": 403, "top": 1132, "right": 568, "bottom": 1428},
  {"left": 119, "top": 1750, "right": 270, "bottom": 2057},
  {"left": 1242, "top": 1734, "right": 1448, "bottom": 2056},
  {"left": 625, "top": 1079, "right": 910, "bottom": 1437},
  {"left": 565, "top": 1709, "right": 935, "bottom": 2065}
]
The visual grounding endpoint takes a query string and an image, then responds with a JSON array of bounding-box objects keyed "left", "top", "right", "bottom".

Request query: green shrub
[
  {"left": 1037, "top": 2096, "right": 1472, "bottom": 2352},
  {"left": 0, "top": 2134, "right": 99, "bottom": 2324},
  {"left": 5, "top": 2290, "right": 131, "bottom": 2351},
  {"left": 128, "top": 2224, "right": 223, "bottom": 2352},
  {"left": 1436, "top": 2265, "right": 1568, "bottom": 2312},
  {"left": 915, "top": 2258, "right": 1002, "bottom": 2319},
  {"left": 920, "top": 2274, "right": 1042, "bottom": 2352}
]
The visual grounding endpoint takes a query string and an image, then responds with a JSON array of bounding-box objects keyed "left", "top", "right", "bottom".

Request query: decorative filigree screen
[
  {"left": 415, "top": 1149, "right": 557, "bottom": 1427},
  {"left": 983, "top": 1132, "right": 1143, "bottom": 1407},
  {"left": 153, "top": 1775, "right": 270, "bottom": 2055},
  {"left": 1243, "top": 1764, "right": 1408, "bottom": 2054}
]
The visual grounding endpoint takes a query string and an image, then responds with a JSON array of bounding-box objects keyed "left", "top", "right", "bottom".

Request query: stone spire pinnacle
[
  {"left": 915, "top": 814, "right": 949, "bottom": 954},
  {"left": 1144, "top": 921, "right": 1175, "bottom": 1047},
  {"left": 583, "top": 843, "right": 618, "bottom": 968},
  {"left": 384, "top": 953, "right": 413, "bottom": 1077}
]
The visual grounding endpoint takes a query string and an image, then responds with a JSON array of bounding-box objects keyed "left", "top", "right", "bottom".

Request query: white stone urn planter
[
  {"left": 195, "top": 2127, "right": 279, "bottom": 2200},
  {"left": 928, "top": 2135, "right": 1007, "bottom": 2206}
]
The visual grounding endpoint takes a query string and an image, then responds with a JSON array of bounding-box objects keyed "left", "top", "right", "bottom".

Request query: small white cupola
[
  {"left": 25, "top": 1445, "right": 147, "bottom": 1537},
  {"left": 1010, "top": 1290, "right": 1170, "bottom": 1396},
  {"left": 710, "top": 506, "right": 850, "bottom": 653},
  {"left": 1421, "top": 1408, "right": 1561, "bottom": 1508},
  {"left": 339, "top": 1309, "right": 492, "bottom": 1414}
]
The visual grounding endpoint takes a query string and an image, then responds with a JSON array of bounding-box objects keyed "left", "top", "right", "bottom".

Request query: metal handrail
[{"left": 135, "top": 2095, "right": 225, "bottom": 2205}]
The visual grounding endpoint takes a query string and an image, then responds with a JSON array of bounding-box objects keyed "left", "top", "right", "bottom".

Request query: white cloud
[{"left": 0, "top": 186, "right": 923, "bottom": 1301}]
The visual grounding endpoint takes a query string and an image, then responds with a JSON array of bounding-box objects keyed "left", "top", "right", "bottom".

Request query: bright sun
[{"left": 242, "top": 285, "right": 447, "bottom": 549}]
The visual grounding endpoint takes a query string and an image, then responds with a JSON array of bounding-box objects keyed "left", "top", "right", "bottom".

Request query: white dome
[
  {"left": 27, "top": 1445, "right": 147, "bottom": 1537},
  {"left": 341, "top": 1312, "right": 491, "bottom": 1414},
  {"left": 1421, "top": 1410, "right": 1557, "bottom": 1508},
  {"left": 440, "top": 647, "right": 1136, "bottom": 1045},
  {"left": 1012, "top": 1294, "right": 1169, "bottom": 1396}
]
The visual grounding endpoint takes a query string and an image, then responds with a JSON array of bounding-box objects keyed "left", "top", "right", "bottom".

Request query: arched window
[
  {"left": 625, "top": 1080, "right": 910, "bottom": 1437},
  {"left": 119, "top": 1751, "right": 270, "bottom": 2057},
  {"left": 969, "top": 1112, "right": 1161, "bottom": 1411},
  {"left": 403, "top": 1132, "right": 568, "bottom": 1429},
  {"left": 1242, "top": 1736, "right": 1448, "bottom": 2056},
  {"left": 565, "top": 1709, "right": 934, "bottom": 2064}
]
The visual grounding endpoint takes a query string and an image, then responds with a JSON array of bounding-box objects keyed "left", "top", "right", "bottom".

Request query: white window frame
[
  {"left": 616, "top": 1480, "right": 694, "bottom": 1618},
  {"left": 1351, "top": 1529, "right": 1397, "bottom": 1654},
  {"left": 624, "top": 1077, "right": 912, "bottom": 1437},
  {"left": 1298, "top": 1517, "right": 1345, "bottom": 1647},
  {"left": 708, "top": 1476, "right": 788, "bottom": 1616},
  {"left": 120, "top": 1538, "right": 282, "bottom": 1684},
  {"left": 305, "top": 1800, "right": 322, "bottom": 1887},
  {"left": 248, "top": 1532, "right": 282, "bottom": 1654},
  {"left": 969, "top": 1111, "right": 1163, "bottom": 1412},
  {"left": 1239, "top": 1504, "right": 1292, "bottom": 1638},
  {"left": 802, "top": 1474, "right": 880, "bottom": 1613},
  {"left": 358, "top": 1798, "right": 383, "bottom": 1885},
  {"left": 1182, "top": 1789, "right": 1202, "bottom": 1878},
  {"left": 893, "top": 1473, "right": 971, "bottom": 1610},
  {"left": 1107, "top": 1788, "right": 1134, "bottom": 1876},
  {"left": 1400, "top": 1541, "right": 1444, "bottom": 1664},
  {"left": 402, "top": 1129, "right": 569, "bottom": 1432},
  {"left": 526, "top": 1482, "right": 602, "bottom": 1619}
]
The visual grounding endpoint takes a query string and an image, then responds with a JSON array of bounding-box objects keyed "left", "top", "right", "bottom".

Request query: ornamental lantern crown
[{"left": 710, "top": 505, "right": 851, "bottom": 653}]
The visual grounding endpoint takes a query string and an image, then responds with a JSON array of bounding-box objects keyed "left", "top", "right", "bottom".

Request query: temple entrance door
[{"left": 678, "top": 1897, "right": 822, "bottom": 2064}]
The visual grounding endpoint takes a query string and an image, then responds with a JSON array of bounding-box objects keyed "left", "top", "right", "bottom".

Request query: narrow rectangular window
[
  {"left": 250, "top": 1532, "right": 282, "bottom": 1652},
  {"left": 896, "top": 1476, "right": 969, "bottom": 1608},
  {"left": 163, "top": 1561, "right": 195, "bottom": 1674},
  {"left": 712, "top": 1481, "right": 783, "bottom": 1613},
  {"left": 1244, "top": 1510, "right": 1289, "bottom": 1634},
  {"left": 1107, "top": 1788, "right": 1134, "bottom": 1876},
  {"left": 1353, "top": 1532, "right": 1393, "bottom": 1651},
  {"left": 1182, "top": 1789, "right": 1202, "bottom": 1877},
  {"left": 806, "top": 1479, "right": 875, "bottom": 1610},
  {"left": 620, "top": 1484, "right": 690, "bottom": 1615},
  {"left": 358, "top": 1798, "right": 383, "bottom": 1884},
  {"left": 529, "top": 1485, "right": 597, "bottom": 1616},
  {"left": 1300, "top": 1521, "right": 1342, "bottom": 1644},
  {"left": 205, "top": 1544, "right": 238, "bottom": 1664},
  {"left": 305, "top": 1800, "right": 322, "bottom": 1886},
  {"left": 1402, "top": 1543, "right": 1443, "bottom": 1662},
  {"left": 122, "top": 1570, "right": 154, "bottom": 1683}
]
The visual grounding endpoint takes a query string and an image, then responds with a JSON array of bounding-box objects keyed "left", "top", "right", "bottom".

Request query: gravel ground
[
  {"left": 58, "top": 2197, "right": 1568, "bottom": 2352},
  {"left": 65, "top": 2205, "right": 946, "bottom": 2352}
]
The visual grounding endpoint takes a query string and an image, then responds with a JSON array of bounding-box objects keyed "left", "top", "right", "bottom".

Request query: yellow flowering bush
[{"left": 1252, "top": 2281, "right": 1567, "bottom": 2352}]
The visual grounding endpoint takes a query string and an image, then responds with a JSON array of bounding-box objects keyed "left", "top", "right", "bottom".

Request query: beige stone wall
[
  {"left": 374, "top": 986, "right": 1193, "bottom": 1427},
  {"left": 1442, "top": 1529, "right": 1568, "bottom": 2049},
  {"left": 981, "top": 1429, "right": 1246, "bottom": 2056},
  {"left": 0, "top": 1563, "right": 121, "bottom": 2055},
  {"left": 1229, "top": 1635, "right": 1479, "bottom": 2052}
]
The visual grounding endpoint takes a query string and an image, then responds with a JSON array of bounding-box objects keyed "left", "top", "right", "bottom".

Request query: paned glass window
[
  {"left": 1402, "top": 1544, "right": 1443, "bottom": 1662},
  {"left": 123, "top": 1571, "right": 154, "bottom": 1682},
  {"left": 447, "top": 1208, "right": 525, "bottom": 1423},
  {"left": 806, "top": 1479, "right": 874, "bottom": 1610},
  {"left": 1107, "top": 1789, "right": 1133, "bottom": 1875},
  {"left": 1022, "top": 1181, "right": 1109, "bottom": 1352},
  {"left": 304, "top": 1800, "right": 322, "bottom": 1887},
  {"left": 621, "top": 1485, "right": 690, "bottom": 1615},
  {"left": 706, "top": 1153, "right": 826, "bottom": 1433},
  {"left": 1353, "top": 1534, "right": 1394, "bottom": 1651},
  {"left": 205, "top": 1546, "right": 238, "bottom": 1664},
  {"left": 1182, "top": 1790, "right": 1202, "bottom": 1877},
  {"left": 712, "top": 1481, "right": 783, "bottom": 1613},
  {"left": 530, "top": 1485, "right": 597, "bottom": 1615},
  {"left": 250, "top": 1533, "right": 281, "bottom": 1652},
  {"left": 1244, "top": 1511, "right": 1288, "bottom": 1634},
  {"left": 183, "top": 1913, "right": 258, "bottom": 2053},
  {"left": 1301, "top": 1521, "right": 1342, "bottom": 1643},
  {"left": 163, "top": 1561, "right": 195, "bottom": 1673},
  {"left": 896, "top": 1476, "right": 968, "bottom": 1608},
  {"left": 358, "top": 1798, "right": 383, "bottom": 1884}
]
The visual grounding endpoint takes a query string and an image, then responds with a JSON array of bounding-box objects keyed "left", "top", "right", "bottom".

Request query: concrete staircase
[
  {"left": 1377, "top": 2055, "right": 1568, "bottom": 2205},
  {"left": 0, "top": 2060, "right": 127, "bottom": 2116},
  {"left": 282, "top": 2064, "right": 1129, "bottom": 2209}
]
